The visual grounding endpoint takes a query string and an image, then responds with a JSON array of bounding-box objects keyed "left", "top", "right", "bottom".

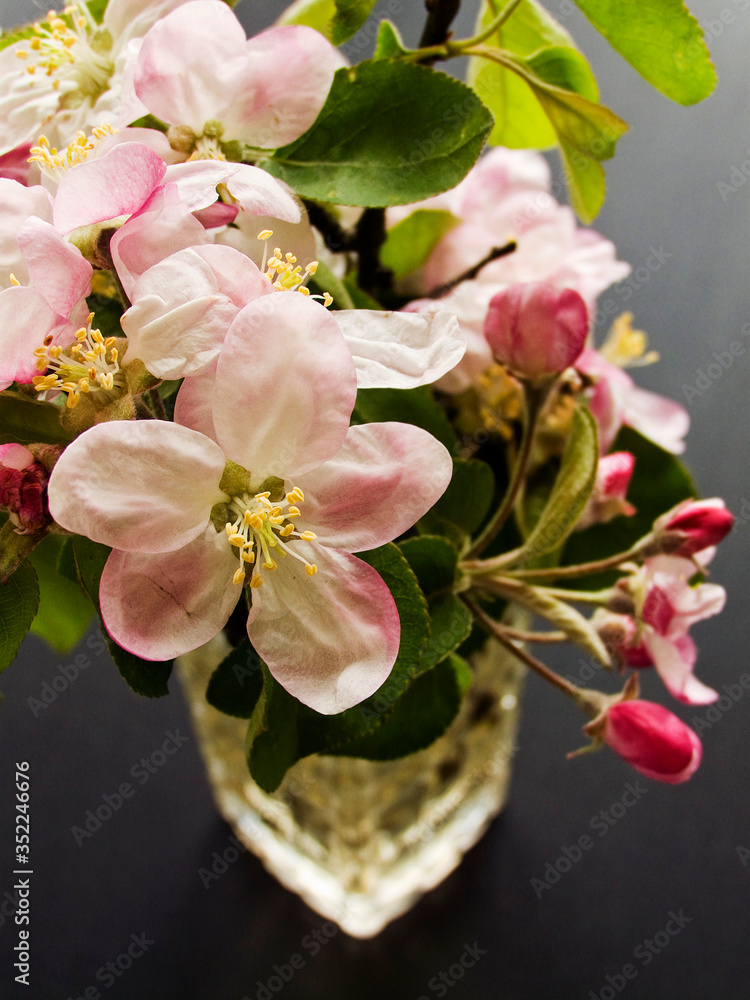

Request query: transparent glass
[{"left": 178, "top": 629, "right": 525, "bottom": 939}]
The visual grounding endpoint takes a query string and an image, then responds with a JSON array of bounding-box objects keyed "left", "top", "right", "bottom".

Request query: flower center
[
  {"left": 29, "top": 123, "right": 117, "bottom": 181},
  {"left": 600, "top": 312, "right": 659, "bottom": 368},
  {"left": 224, "top": 486, "right": 318, "bottom": 587},
  {"left": 14, "top": 5, "right": 114, "bottom": 108},
  {"left": 32, "top": 313, "right": 123, "bottom": 408},
  {"left": 257, "top": 231, "right": 333, "bottom": 307}
]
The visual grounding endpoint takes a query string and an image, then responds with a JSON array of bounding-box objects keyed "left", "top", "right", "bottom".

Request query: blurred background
[{"left": 1, "top": 0, "right": 748, "bottom": 997}]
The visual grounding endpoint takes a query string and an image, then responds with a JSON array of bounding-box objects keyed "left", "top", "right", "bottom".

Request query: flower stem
[
  {"left": 468, "top": 539, "right": 648, "bottom": 581},
  {"left": 427, "top": 241, "right": 517, "bottom": 299},
  {"left": 451, "top": 0, "right": 524, "bottom": 52}
]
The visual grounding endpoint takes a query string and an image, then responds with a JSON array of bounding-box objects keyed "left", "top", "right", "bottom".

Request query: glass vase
[{"left": 178, "top": 626, "right": 525, "bottom": 939}]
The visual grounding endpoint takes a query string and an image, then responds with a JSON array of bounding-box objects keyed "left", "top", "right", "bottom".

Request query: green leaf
[
  {"left": 307, "top": 259, "right": 355, "bottom": 309},
  {"left": 245, "top": 664, "right": 300, "bottom": 792},
  {"left": 206, "top": 638, "right": 263, "bottom": 718},
  {"left": 419, "top": 594, "right": 473, "bottom": 675},
  {"left": 399, "top": 535, "right": 458, "bottom": 595},
  {"left": 468, "top": 0, "right": 591, "bottom": 149},
  {"left": 331, "top": 0, "right": 378, "bottom": 45},
  {"left": 373, "top": 19, "right": 413, "bottom": 60},
  {"left": 297, "top": 542, "right": 430, "bottom": 753},
  {"left": 275, "top": 0, "right": 336, "bottom": 37},
  {"left": 380, "top": 209, "right": 460, "bottom": 280},
  {"left": 0, "top": 558, "right": 39, "bottom": 673},
  {"left": 29, "top": 535, "right": 92, "bottom": 653},
  {"left": 522, "top": 403, "right": 598, "bottom": 559},
  {"left": 333, "top": 654, "right": 470, "bottom": 760},
  {"left": 262, "top": 61, "right": 494, "bottom": 207},
  {"left": 561, "top": 425, "right": 696, "bottom": 587},
  {"left": 422, "top": 458, "right": 496, "bottom": 535},
  {"left": 353, "top": 385, "right": 458, "bottom": 452},
  {"left": 0, "top": 392, "right": 74, "bottom": 446},
  {"left": 0, "top": 521, "right": 43, "bottom": 584},
  {"left": 72, "top": 536, "right": 172, "bottom": 697},
  {"left": 573, "top": 0, "right": 716, "bottom": 105},
  {"left": 87, "top": 0, "right": 108, "bottom": 24},
  {"left": 492, "top": 47, "right": 628, "bottom": 221},
  {"left": 0, "top": 25, "right": 35, "bottom": 52}
]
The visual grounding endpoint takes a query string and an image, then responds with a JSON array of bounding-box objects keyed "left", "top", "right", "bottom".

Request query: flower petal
[
  {"left": 298, "top": 422, "right": 453, "bottom": 550},
  {"left": 213, "top": 293, "right": 356, "bottom": 478},
  {"left": 17, "top": 216, "right": 92, "bottom": 316},
  {"left": 48, "top": 421, "right": 226, "bottom": 552},
  {"left": 166, "top": 161, "right": 300, "bottom": 222},
  {"left": 174, "top": 362, "right": 219, "bottom": 441},
  {"left": 332, "top": 309, "right": 466, "bottom": 389},
  {"left": 100, "top": 527, "right": 241, "bottom": 659},
  {"left": 247, "top": 544, "right": 400, "bottom": 714},
  {"left": 0, "top": 285, "right": 66, "bottom": 384},
  {"left": 644, "top": 633, "right": 718, "bottom": 705},
  {"left": 622, "top": 384, "right": 690, "bottom": 455}
]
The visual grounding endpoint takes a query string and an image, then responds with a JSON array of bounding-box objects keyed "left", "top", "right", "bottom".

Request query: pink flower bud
[
  {"left": 0, "top": 443, "right": 48, "bottom": 533},
  {"left": 484, "top": 281, "right": 589, "bottom": 380},
  {"left": 577, "top": 451, "right": 636, "bottom": 529},
  {"left": 657, "top": 498, "right": 734, "bottom": 557},
  {"left": 600, "top": 700, "right": 702, "bottom": 784}
]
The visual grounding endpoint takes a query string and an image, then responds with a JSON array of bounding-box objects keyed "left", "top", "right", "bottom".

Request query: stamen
[
  {"left": 32, "top": 316, "right": 123, "bottom": 408},
  {"left": 29, "top": 124, "right": 117, "bottom": 181}
]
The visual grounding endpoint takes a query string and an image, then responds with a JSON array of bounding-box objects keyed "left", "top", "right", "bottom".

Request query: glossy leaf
[
  {"left": 331, "top": 0, "right": 378, "bottom": 44},
  {"left": 245, "top": 664, "right": 300, "bottom": 792},
  {"left": 0, "top": 392, "right": 73, "bottom": 446},
  {"left": 399, "top": 534, "right": 458, "bottom": 595},
  {"left": 353, "top": 385, "right": 459, "bottom": 452},
  {"left": 0, "top": 558, "right": 39, "bottom": 673},
  {"left": 206, "top": 637, "right": 264, "bottom": 718},
  {"left": 263, "top": 62, "right": 494, "bottom": 207},
  {"left": 421, "top": 458, "right": 495, "bottom": 535}
]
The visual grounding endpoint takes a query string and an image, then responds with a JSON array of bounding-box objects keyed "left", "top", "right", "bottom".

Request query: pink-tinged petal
[
  {"left": 644, "top": 633, "right": 718, "bottom": 705},
  {"left": 122, "top": 244, "right": 270, "bottom": 378},
  {"left": 0, "top": 144, "right": 33, "bottom": 185},
  {"left": 222, "top": 26, "right": 338, "bottom": 148},
  {"left": 134, "top": 1, "right": 247, "bottom": 130},
  {"left": 105, "top": 0, "right": 197, "bottom": 45},
  {"left": 298, "top": 422, "right": 453, "bottom": 551},
  {"left": 110, "top": 182, "right": 209, "bottom": 298},
  {"left": 0, "top": 285, "right": 66, "bottom": 383},
  {"left": 166, "top": 161, "right": 300, "bottom": 222},
  {"left": 0, "top": 444, "right": 35, "bottom": 470},
  {"left": 601, "top": 700, "right": 702, "bottom": 784},
  {"left": 247, "top": 544, "right": 400, "bottom": 714},
  {"left": 52, "top": 143, "right": 167, "bottom": 234},
  {"left": 194, "top": 202, "right": 238, "bottom": 229},
  {"left": 100, "top": 527, "right": 240, "bottom": 659},
  {"left": 174, "top": 363, "right": 219, "bottom": 441},
  {"left": 658, "top": 498, "right": 734, "bottom": 557},
  {"left": 213, "top": 294, "right": 356, "bottom": 478},
  {"left": 17, "top": 217, "right": 92, "bottom": 315},
  {"left": 48, "top": 421, "right": 226, "bottom": 552},
  {"left": 333, "top": 309, "right": 466, "bottom": 389},
  {"left": 0, "top": 180, "right": 53, "bottom": 288},
  {"left": 622, "top": 385, "right": 690, "bottom": 455},
  {"left": 214, "top": 204, "right": 316, "bottom": 268}
]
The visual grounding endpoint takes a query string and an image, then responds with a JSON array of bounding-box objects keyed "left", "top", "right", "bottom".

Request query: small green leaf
[
  {"left": 87, "top": 0, "right": 108, "bottom": 25},
  {"left": 373, "top": 19, "right": 413, "bottom": 60},
  {"left": 334, "top": 654, "right": 470, "bottom": 760},
  {"left": 399, "top": 535, "right": 458, "bottom": 595},
  {"left": 29, "top": 535, "right": 92, "bottom": 653},
  {"left": 275, "top": 0, "right": 336, "bottom": 37},
  {"left": 353, "top": 385, "right": 458, "bottom": 452},
  {"left": 297, "top": 543, "right": 430, "bottom": 752},
  {"left": 72, "top": 536, "right": 172, "bottom": 697},
  {"left": 331, "top": 0, "right": 378, "bottom": 45},
  {"left": 263, "top": 62, "right": 494, "bottom": 207},
  {"left": 468, "top": 0, "right": 590, "bottom": 149},
  {"left": 573, "top": 0, "right": 716, "bottom": 105},
  {"left": 0, "top": 558, "right": 39, "bottom": 673},
  {"left": 421, "top": 457, "right": 496, "bottom": 535},
  {"left": 245, "top": 665, "right": 299, "bottom": 792},
  {"left": 0, "top": 392, "right": 74, "bottom": 446},
  {"left": 380, "top": 209, "right": 460, "bottom": 280},
  {"left": 419, "top": 594, "right": 473, "bottom": 675},
  {"left": 522, "top": 403, "right": 598, "bottom": 559},
  {"left": 206, "top": 638, "right": 263, "bottom": 718}
]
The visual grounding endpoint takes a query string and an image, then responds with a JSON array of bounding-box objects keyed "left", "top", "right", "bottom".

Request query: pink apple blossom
[
  {"left": 122, "top": 1, "right": 339, "bottom": 152},
  {"left": 653, "top": 498, "right": 734, "bottom": 557},
  {"left": 48, "top": 293, "right": 453, "bottom": 713},
  {"left": 484, "top": 282, "right": 589, "bottom": 381},
  {"left": 591, "top": 700, "right": 702, "bottom": 783},
  {"left": 577, "top": 452, "right": 636, "bottom": 530}
]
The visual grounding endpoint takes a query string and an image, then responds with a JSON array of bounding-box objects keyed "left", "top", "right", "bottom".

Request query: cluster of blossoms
[{"left": 0, "top": 0, "right": 731, "bottom": 785}]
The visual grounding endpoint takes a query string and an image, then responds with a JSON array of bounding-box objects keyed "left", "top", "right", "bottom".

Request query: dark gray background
[{"left": 1, "top": 0, "right": 749, "bottom": 997}]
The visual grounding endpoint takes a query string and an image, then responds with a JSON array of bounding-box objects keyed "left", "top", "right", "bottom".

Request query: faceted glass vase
[{"left": 178, "top": 630, "right": 525, "bottom": 939}]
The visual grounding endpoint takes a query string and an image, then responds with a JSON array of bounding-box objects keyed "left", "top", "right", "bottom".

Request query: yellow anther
[
  {"left": 257, "top": 230, "right": 273, "bottom": 240},
  {"left": 305, "top": 564, "right": 318, "bottom": 577},
  {"left": 228, "top": 533, "right": 245, "bottom": 547},
  {"left": 232, "top": 567, "right": 246, "bottom": 586},
  {"left": 322, "top": 293, "right": 333, "bottom": 308},
  {"left": 300, "top": 530, "right": 317, "bottom": 541},
  {"left": 250, "top": 575, "right": 264, "bottom": 588},
  {"left": 298, "top": 286, "right": 310, "bottom": 296},
  {"left": 287, "top": 506, "right": 300, "bottom": 517},
  {"left": 305, "top": 262, "right": 318, "bottom": 276},
  {"left": 279, "top": 524, "right": 294, "bottom": 537},
  {"left": 263, "top": 558, "right": 277, "bottom": 570},
  {"left": 242, "top": 550, "right": 255, "bottom": 563},
  {"left": 16, "top": 50, "right": 29, "bottom": 59},
  {"left": 48, "top": 345, "right": 62, "bottom": 359},
  {"left": 256, "top": 491, "right": 271, "bottom": 499}
]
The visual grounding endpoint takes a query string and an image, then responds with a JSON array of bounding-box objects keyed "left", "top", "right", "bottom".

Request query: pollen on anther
[{"left": 305, "top": 564, "right": 318, "bottom": 577}]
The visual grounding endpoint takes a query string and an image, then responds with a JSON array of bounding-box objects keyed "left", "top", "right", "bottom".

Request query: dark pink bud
[
  {"left": 659, "top": 498, "right": 733, "bottom": 557},
  {"left": 0, "top": 444, "right": 48, "bottom": 533},
  {"left": 600, "top": 700, "right": 702, "bottom": 784},
  {"left": 484, "top": 281, "right": 589, "bottom": 380}
]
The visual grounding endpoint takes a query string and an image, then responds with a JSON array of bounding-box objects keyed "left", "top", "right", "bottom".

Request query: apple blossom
[
  {"left": 48, "top": 293, "right": 453, "bottom": 714},
  {"left": 577, "top": 452, "right": 636, "bottom": 531},
  {"left": 653, "top": 498, "right": 734, "bottom": 557},
  {"left": 484, "top": 282, "right": 589, "bottom": 381},
  {"left": 590, "top": 700, "right": 702, "bottom": 784},
  {"left": 122, "top": 1, "right": 340, "bottom": 154}
]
